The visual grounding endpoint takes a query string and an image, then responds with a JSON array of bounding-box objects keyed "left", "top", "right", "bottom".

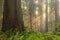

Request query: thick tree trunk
[
  {"left": 13, "top": 0, "right": 24, "bottom": 32},
  {"left": 2, "top": 0, "right": 16, "bottom": 32},
  {"left": 2, "top": 0, "right": 24, "bottom": 32}
]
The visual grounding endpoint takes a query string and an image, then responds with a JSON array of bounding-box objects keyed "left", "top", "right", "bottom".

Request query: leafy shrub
[
  {"left": 44, "top": 32, "right": 60, "bottom": 40},
  {"left": 54, "top": 22, "right": 60, "bottom": 35},
  {"left": 0, "top": 26, "right": 60, "bottom": 40}
]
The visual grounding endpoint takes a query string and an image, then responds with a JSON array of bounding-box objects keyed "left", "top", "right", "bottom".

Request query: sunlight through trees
[{"left": 0, "top": 0, "right": 60, "bottom": 32}]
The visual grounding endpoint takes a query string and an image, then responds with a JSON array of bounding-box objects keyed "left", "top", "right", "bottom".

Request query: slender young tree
[
  {"left": 45, "top": 0, "right": 48, "bottom": 32},
  {"left": 55, "top": 0, "right": 59, "bottom": 23},
  {"left": 29, "top": 0, "right": 34, "bottom": 29},
  {"left": 39, "top": 0, "right": 43, "bottom": 32}
]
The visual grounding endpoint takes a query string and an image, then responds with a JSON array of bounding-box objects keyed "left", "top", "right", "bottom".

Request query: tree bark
[
  {"left": 2, "top": 0, "right": 24, "bottom": 32},
  {"left": 55, "top": 0, "right": 59, "bottom": 23},
  {"left": 13, "top": 0, "right": 24, "bottom": 32},
  {"left": 45, "top": 0, "right": 48, "bottom": 32},
  {"left": 2, "top": 0, "right": 17, "bottom": 32}
]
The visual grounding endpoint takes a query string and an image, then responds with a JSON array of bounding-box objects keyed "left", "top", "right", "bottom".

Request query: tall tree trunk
[
  {"left": 45, "top": 0, "right": 48, "bottom": 32},
  {"left": 2, "top": 0, "right": 24, "bottom": 32},
  {"left": 55, "top": 0, "right": 59, "bottom": 23},
  {"left": 29, "top": 0, "right": 34, "bottom": 30},
  {"left": 2, "top": 0, "right": 16, "bottom": 32},
  {"left": 13, "top": 0, "right": 24, "bottom": 32},
  {"left": 40, "top": 0, "right": 43, "bottom": 32}
]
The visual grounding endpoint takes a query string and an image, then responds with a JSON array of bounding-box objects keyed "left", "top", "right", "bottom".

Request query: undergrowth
[
  {"left": 0, "top": 28, "right": 60, "bottom": 40},
  {"left": 0, "top": 23, "right": 60, "bottom": 40}
]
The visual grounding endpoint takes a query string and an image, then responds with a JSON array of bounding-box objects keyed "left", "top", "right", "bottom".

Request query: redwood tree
[{"left": 2, "top": 0, "right": 24, "bottom": 32}]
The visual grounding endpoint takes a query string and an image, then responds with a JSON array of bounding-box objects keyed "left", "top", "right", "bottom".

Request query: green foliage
[
  {"left": 54, "top": 22, "right": 60, "bottom": 35},
  {"left": 56, "top": 22, "right": 60, "bottom": 29},
  {"left": 0, "top": 31, "right": 7, "bottom": 38},
  {"left": 44, "top": 32, "right": 60, "bottom": 40},
  {"left": 1, "top": 28, "right": 60, "bottom": 40},
  {"left": 0, "top": 23, "right": 60, "bottom": 40}
]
